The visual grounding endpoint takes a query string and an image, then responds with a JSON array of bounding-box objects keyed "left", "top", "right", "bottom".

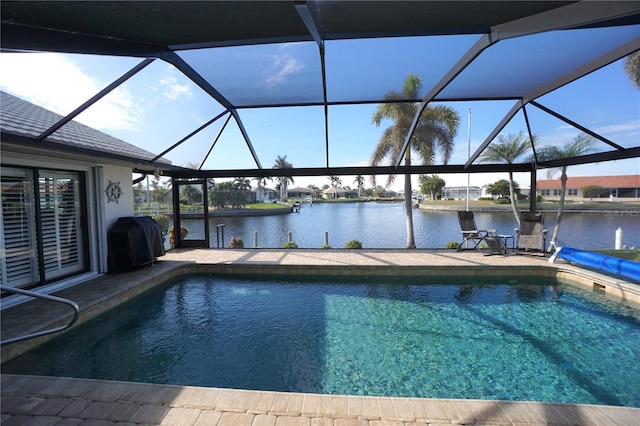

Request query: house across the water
[{"left": 536, "top": 175, "right": 640, "bottom": 203}]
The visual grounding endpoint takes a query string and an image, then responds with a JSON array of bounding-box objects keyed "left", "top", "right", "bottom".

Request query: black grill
[{"left": 107, "top": 216, "right": 165, "bottom": 273}]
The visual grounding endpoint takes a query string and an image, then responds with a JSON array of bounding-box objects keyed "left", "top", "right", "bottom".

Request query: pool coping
[
  {"left": 2, "top": 373, "right": 639, "bottom": 425},
  {"left": 2, "top": 248, "right": 639, "bottom": 424}
]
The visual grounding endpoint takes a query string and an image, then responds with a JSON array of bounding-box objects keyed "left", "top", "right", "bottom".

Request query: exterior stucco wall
[{"left": 100, "top": 165, "right": 135, "bottom": 229}]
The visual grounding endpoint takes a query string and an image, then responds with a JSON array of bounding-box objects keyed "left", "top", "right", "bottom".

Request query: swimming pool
[{"left": 3, "top": 273, "right": 639, "bottom": 407}]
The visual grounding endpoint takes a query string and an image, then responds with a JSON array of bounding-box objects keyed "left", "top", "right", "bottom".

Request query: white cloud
[
  {"left": 0, "top": 52, "right": 141, "bottom": 131},
  {"left": 593, "top": 120, "right": 640, "bottom": 136},
  {"left": 159, "top": 75, "right": 192, "bottom": 100},
  {"left": 263, "top": 54, "right": 304, "bottom": 88}
]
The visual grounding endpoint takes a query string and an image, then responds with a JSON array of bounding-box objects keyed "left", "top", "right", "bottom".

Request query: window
[
  {"left": 568, "top": 189, "right": 578, "bottom": 196},
  {"left": 541, "top": 189, "right": 550, "bottom": 196},
  {"left": 1, "top": 167, "right": 87, "bottom": 288},
  {"left": 553, "top": 189, "right": 562, "bottom": 196}
]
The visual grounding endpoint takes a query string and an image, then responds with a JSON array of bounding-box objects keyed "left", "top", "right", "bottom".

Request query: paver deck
[{"left": 2, "top": 248, "right": 639, "bottom": 425}]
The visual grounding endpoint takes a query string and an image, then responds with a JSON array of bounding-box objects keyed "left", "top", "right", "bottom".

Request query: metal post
[
  {"left": 254, "top": 231, "right": 258, "bottom": 248},
  {"left": 466, "top": 106, "right": 471, "bottom": 212},
  {"left": 147, "top": 175, "right": 151, "bottom": 208},
  {"left": 288, "top": 231, "right": 292, "bottom": 242},
  {"left": 216, "top": 224, "right": 225, "bottom": 248},
  {"left": 324, "top": 231, "right": 329, "bottom": 246}
]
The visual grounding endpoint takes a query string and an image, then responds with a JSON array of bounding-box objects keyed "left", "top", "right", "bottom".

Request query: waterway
[{"left": 178, "top": 202, "right": 639, "bottom": 250}]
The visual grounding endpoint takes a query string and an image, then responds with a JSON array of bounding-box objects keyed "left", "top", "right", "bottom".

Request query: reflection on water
[{"left": 177, "top": 203, "right": 639, "bottom": 249}]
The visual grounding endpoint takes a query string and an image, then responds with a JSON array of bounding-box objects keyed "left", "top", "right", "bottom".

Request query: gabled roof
[
  {"left": 537, "top": 174, "right": 640, "bottom": 189},
  {"left": 288, "top": 187, "right": 313, "bottom": 194},
  {"left": 0, "top": 91, "right": 173, "bottom": 169}
]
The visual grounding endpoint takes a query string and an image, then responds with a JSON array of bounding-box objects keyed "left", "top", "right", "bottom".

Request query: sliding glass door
[{"left": 1, "top": 167, "right": 88, "bottom": 288}]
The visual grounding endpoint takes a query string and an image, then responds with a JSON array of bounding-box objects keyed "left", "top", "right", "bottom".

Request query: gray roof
[{"left": 0, "top": 90, "right": 170, "bottom": 166}]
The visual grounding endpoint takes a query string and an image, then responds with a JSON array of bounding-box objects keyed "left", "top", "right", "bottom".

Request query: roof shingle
[{"left": 0, "top": 91, "right": 169, "bottom": 164}]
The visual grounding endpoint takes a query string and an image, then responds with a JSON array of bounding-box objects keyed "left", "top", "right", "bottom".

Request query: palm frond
[{"left": 480, "top": 131, "right": 531, "bottom": 164}]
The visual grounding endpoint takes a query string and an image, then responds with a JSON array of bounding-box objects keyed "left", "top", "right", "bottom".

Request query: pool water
[{"left": 3, "top": 274, "right": 639, "bottom": 407}]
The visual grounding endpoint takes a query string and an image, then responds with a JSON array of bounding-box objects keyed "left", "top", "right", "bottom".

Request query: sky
[{"left": 1, "top": 28, "right": 639, "bottom": 193}]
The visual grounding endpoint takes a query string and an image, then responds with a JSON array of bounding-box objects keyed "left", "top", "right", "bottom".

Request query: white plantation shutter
[
  {"left": 0, "top": 171, "right": 38, "bottom": 287},
  {"left": 39, "top": 172, "right": 84, "bottom": 281}
]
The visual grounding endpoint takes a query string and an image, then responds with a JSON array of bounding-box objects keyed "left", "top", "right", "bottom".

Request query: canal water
[{"left": 178, "top": 202, "right": 639, "bottom": 250}]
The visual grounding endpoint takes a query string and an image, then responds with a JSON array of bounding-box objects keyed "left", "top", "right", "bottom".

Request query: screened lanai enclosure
[{"left": 1, "top": 1, "right": 639, "bottom": 248}]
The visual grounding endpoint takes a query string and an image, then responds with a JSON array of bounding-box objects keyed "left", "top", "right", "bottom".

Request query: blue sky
[{"left": 1, "top": 31, "right": 638, "bottom": 191}]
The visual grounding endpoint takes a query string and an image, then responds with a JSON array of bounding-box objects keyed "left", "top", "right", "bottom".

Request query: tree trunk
[
  {"left": 549, "top": 167, "right": 567, "bottom": 251},
  {"left": 404, "top": 152, "right": 416, "bottom": 249},
  {"left": 508, "top": 171, "right": 521, "bottom": 227},
  {"left": 280, "top": 179, "right": 288, "bottom": 202},
  {"left": 279, "top": 179, "right": 284, "bottom": 202}
]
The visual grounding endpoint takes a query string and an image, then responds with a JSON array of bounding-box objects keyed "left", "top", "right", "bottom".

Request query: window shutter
[
  {"left": 39, "top": 173, "right": 84, "bottom": 281},
  {"left": 0, "top": 176, "right": 38, "bottom": 287}
]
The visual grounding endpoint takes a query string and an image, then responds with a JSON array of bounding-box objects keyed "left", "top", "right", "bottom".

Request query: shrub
[
  {"left": 321, "top": 244, "right": 332, "bottom": 249},
  {"left": 151, "top": 214, "right": 169, "bottom": 237},
  {"left": 283, "top": 241, "right": 299, "bottom": 249},
  {"left": 168, "top": 225, "right": 189, "bottom": 247},
  {"left": 344, "top": 239, "right": 362, "bottom": 249},
  {"left": 494, "top": 198, "right": 511, "bottom": 204},
  {"left": 445, "top": 241, "right": 461, "bottom": 250},
  {"left": 229, "top": 237, "right": 244, "bottom": 248}
]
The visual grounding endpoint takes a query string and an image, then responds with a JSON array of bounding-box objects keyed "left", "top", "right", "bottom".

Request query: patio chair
[
  {"left": 515, "top": 212, "right": 547, "bottom": 255},
  {"left": 457, "top": 211, "right": 506, "bottom": 256}
]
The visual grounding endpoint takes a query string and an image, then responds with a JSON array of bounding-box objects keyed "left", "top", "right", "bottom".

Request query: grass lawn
[
  {"left": 592, "top": 249, "right": 640, "bottom": 262},
  {"left": 245, "top": 202, "right": 290, "bottom": 210}
]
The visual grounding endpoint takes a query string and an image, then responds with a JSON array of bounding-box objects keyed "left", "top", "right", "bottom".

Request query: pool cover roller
[{"left": 550, "top": 246, "right": 640, "bottom": 282}]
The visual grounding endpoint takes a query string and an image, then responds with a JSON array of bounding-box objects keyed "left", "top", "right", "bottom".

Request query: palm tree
[
  {"left": 307, "top": 184, "right": 323, "bottom": 199},
  {"left": 328, "top": 175, "right": 342, "bottom": 199},
  {"left": 353, "top": 175, "right": 365, "bottom": 197},
  {"left": 179, "top": 184, "right": 200, "bottom": 205},
  {"left": 273, "top": 155, "right": 294, "bottom": 202},
  {"left": 371, "top": 74, "right": 459, "bottom": 248},
  {"left": 253, "top": 176, "right": 272, "bottom": 202},
  {"left": 536, "top": 133, "right": 595, "bottom": 251},
  {"left": 624, "top": 51, "right": 640, "bottom": 89},
  {"left": 478, "top": 131, "right": 533, "bottom": 227},
  {"left": 233, "top": 177, "right": 251, "bottom": 191}
]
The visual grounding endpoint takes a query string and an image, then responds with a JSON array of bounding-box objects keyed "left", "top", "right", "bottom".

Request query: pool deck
[{"left": 2, "top": 248, "right": 639, "bottom": 425}]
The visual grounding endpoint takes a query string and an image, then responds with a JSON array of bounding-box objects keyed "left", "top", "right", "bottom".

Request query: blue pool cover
[{"left": 552, "top": 246, "right": 640, "bottom": 282}]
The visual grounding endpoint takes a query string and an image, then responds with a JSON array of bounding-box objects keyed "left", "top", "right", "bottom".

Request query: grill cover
[{"left": 108, "top": 216, "right": 165, "bottom": 273}]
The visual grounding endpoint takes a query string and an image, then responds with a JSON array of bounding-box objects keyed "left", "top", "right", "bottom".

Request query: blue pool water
[{"left": 3, "top": 274, "right": 639, "bottom": 407}]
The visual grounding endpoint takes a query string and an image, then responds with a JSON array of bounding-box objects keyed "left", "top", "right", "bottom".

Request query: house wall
[
  {"left": 538, "top": 187, "right": 640, "bottom": 203},
  {"left": 99, "top": 165, "right": 135, "bottom": 229},
  {"left": 96, "top": 165, "right": 136, "bottom": 273}
]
